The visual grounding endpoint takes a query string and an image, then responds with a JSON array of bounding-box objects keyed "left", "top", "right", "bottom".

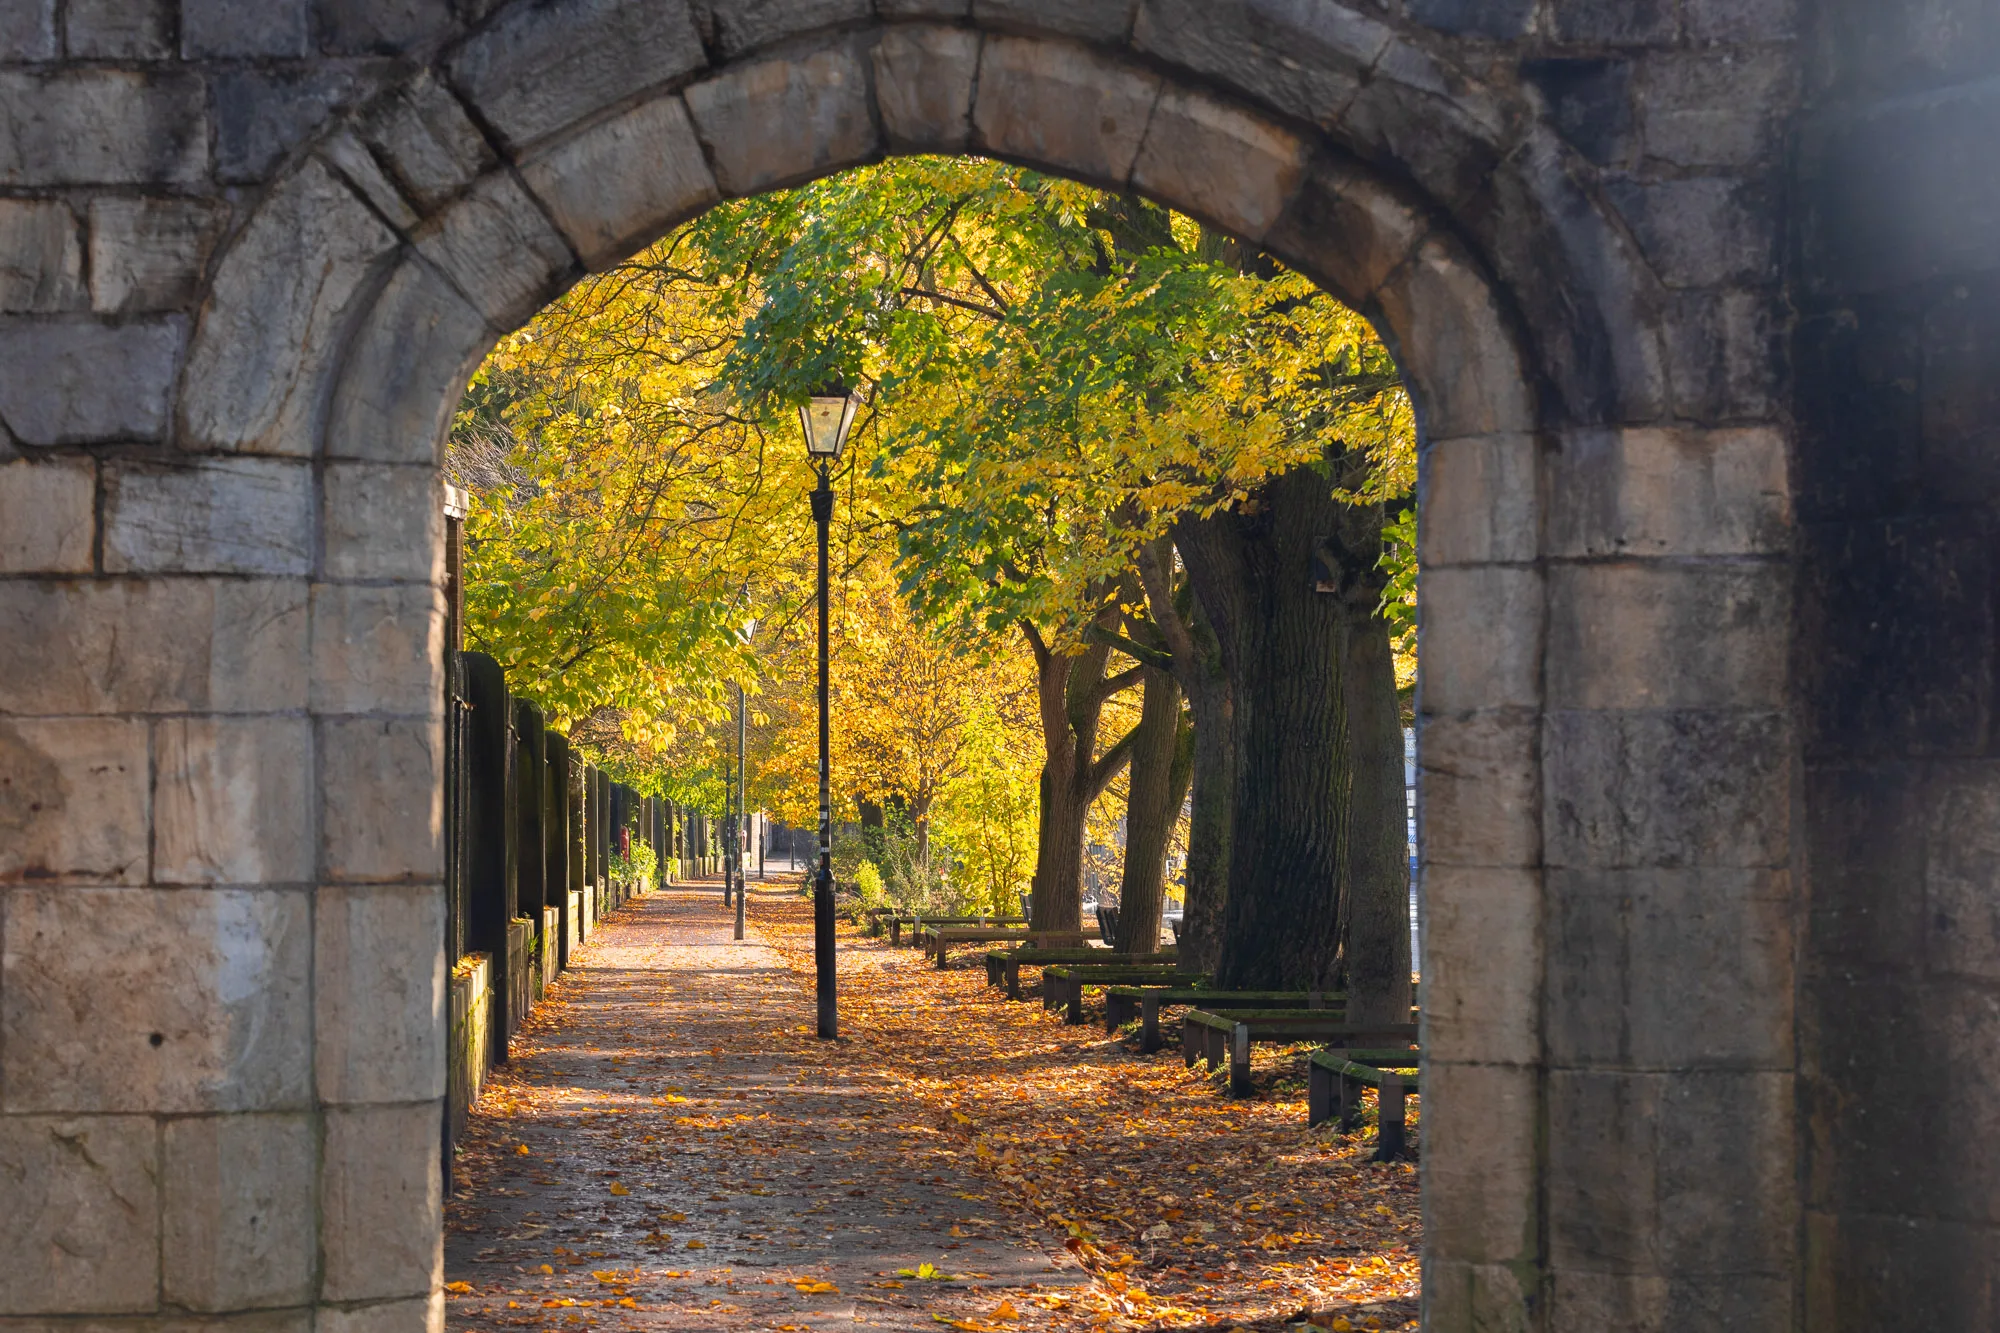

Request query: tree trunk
[
  {"left": 1339, "top": 615, "right": 1413, "bottom": 1025},
  {"left": 1024, "top": 624, "right": 1140, "bottom": 932},
  {"left": 1114, "top": 667, "right": 1191, "bottom": 953},
  {"left": 1178, "top": 466, "right": 1354, "bottom": 991}
]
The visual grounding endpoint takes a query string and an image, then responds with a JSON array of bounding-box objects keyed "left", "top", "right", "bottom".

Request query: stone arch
[{"left": 0, "top": 9, "right": 1801, "bottom": 1333}]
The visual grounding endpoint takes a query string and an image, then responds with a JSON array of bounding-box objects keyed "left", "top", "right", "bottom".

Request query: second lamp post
[{"left": 799, "top": 381, "right": 862, "bottom": 1040}]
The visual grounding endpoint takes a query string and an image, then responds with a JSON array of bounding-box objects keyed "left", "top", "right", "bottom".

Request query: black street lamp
[
  {"left": 800, "top": 381, "right": 862, "bottom": 1040},
  {"left": 733, "top": 616, "right": 755, "bottom": 943}
]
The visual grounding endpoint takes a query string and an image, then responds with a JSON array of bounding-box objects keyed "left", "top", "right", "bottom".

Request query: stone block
[
  {"left": 320, "top": 1103, "right": 443, "bottom": 1301},
  {"left": 1805, "top": 1210, "right": 1998, "bottom": 1332},
  {"left": 214, "top": 64, "right": 384, "bottom": 185},
  {"left": 879, "top": 0, "right": 967, "bottom": 13},
  {"left": 0, "top": 199, "right": 82, "bottom": 312},
  {"left": 972, "top": 36, "right": 1160, "bottom": 189},
  {"left": 1548, "top": 868, "right": 1793, "bottom": 1068},
  {"left": 315, "top": 884, "right": 447, "bottom": 1104},
  {"left": 319, "top": 129, "right": 421, "bottom": 231},
  {"left": 154, "top": 717, "right": 314, "bottom": 885},
  {"left": 0, "top": 578, "right": 309, "bottom": 716},
  {"left": 0, "top": 0, "right": 55, "bottom": 59},
  {"left": 161, "top": 1113, "right": 316, "bottom": 1311},
  {"left": 324, "top": 463, "right": 444, "bottom": 582},
  {"left": 1419, "top": 434, "right": 1537, "bottom": 567},
  {"left": 1664, "top": 286, "right": 1782, "bottom": 423},
  {"left": 1925, "top": 761, "right": 2000, "bottom": 981},
  {"left": 1686, "top": 0, "right": 1794, "bottom": 41},
  {"left": 1548, "top": 1271, "right": 1668, "bottom": 1333},
  {"left": 415, "top": 171, "right": 578, "bottom": 332},
  {"left": 1418, "top": 565, "right": 1543, "bottom": 713},
  {"left": 0, "top": 1116, "right": 158, "bottom": 1314},
  {"left": 871, "top": 25, "right": 980, "bottom": 154},
  {"left": 973, "top": 0, "right": 1135, "bottom": 41},
  {"left": 1544, "top": 709, "right": 1790, "bottom": 869},
  {"left": 360, "top": 72, "right": 495, "bottom": 214},
  {"left": 1803, "top": 761, "right": 1925, "bottom": 969},
  {"left": 318, "top": 0, "right": 457, "bottom": 53},
  {"left": 180, "top": 160, "right": 399, "bottom": 456},
  {"left": 184, "top": 0, "right": 308, "bottom": 56},
  {"left": 684, "top": 46, "right": 880, "bottom": 199},
  {"left": 310, "top": 582, "right": 446, "bottom": 717},
  {"left": 1547, "top": 426, "right": 1790, "bottom": 559},
  {"left": 1265, "top": 150, "right": 1429, "bottom": 308},
  {"left": 1523, "top": 57, "right": 1635, "bottom": 170},
  {"left": 320, "top": 717, "right": 444, "bottom": 883},
  {"left": 1422, "top": 1257, "right": 1536, "bottom": 1333},
  {"left": 1132, "top": 0, "right": 1383, "bottom": 130},
  {"left": 1422, "top": 1062, "right": 1539, "bottom": 1264},
  {"left": 1404, "top": 0, "right": 1532, "bottom": 38},
  {"left": 2, "top": 886, "right": 312, "bottom": 1112},
  {"left": 0, "top": 71, "right": 207, "bottom": 185},
  {"left": 1130, "top": 88, "right": 1308, "bottom": 243},
  {"left": 446, "top": 0, "right": 707, "bottom": 151},
  {"left": 1547, "top": 561, "right": 1789, "bottom": 711},
  {"left": 1421, "top": 867, "right": 1541, "bottom": 1065},
  {"left": 317, "top": 1294, "right": 446, "bottom": 1333},
  {"left": 88, "top": 196, "right": 227, "bottom": 315},
  {"left": 520, "top": 94, "right": 719, "bottom": 271},
  {"left": 0, "top": 316, "right": 183, "bottom": 444},
  {"left": 1658, "top": 1070, "right": 1795, "bottom": 1272},
  {"left": 1371, "top": 234, "right": 1534, "bottom": 441},
  {"left": 104, "top": 458, "right": 313, "bottom": 576},
  {"left": 697, "top": 0, "right": 869, "bottom": 58},
  {"left": 0, "top": 718, "right": 148, "bottom": 885},
  {"left": 1547, "top": 1068, "right": 1660, "bottom": 1271},
  {"left": 1606, "top": 176, "right": 1777, "bottom": 289},
  {"left": 1548, "top": 0, "right": 1675, "bottom": 43},
  {"left": 1640, "top": 52, "right": 1790, "bottom": 171},
  {"left": 1416, "top": 710, "right": 1539, "bottom": 869},
  {"left": 327, "top": 258, "right": 494, "bottom": 466},
  {"left": 65, "top": 0, "right": 173, "bottom": 57},
  {"left": 0, "top": 456, "right": 94, "bottom": 573}
]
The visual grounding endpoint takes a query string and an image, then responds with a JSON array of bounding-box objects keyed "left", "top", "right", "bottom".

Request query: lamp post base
[{"left": 814, "top": 868, "right": 838, "bottom": 1039}]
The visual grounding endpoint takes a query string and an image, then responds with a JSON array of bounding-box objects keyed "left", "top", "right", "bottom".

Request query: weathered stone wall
[
  {"left": 0, "top": 1, "right": 1973, "bottom": 1330},
  {"left": 1791, "top": 3, "right": 2000, "bottom": 1326}
]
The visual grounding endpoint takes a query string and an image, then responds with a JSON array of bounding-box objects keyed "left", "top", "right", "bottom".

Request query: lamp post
[
  {"left": 733, "top": 616, "right": 756, "bottom": 943},
  {"left": 800, "top": 381, "right": 862, "bottom": 1040}
]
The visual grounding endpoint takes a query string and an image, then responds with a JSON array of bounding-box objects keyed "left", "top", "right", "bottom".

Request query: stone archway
[{"left": 0, "top": 8, "right": 1801, "bottom": 1332}]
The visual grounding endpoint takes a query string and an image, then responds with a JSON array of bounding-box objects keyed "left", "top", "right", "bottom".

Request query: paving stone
[
  {"left": 310, "top": 582, "right": 447, "bottom": 718},
  {"left": 103, "top": 458, "right": 313, "bottom": 576},
  {"left": 1419, "top": 565, "right": 1543, "bottom": 713},
  {"left": 320, "top": 717, "right": 444, "bottom": 883},
  {"left": 359, "top": 71, "right": 495, "bottom": 214},
  {"left": 0, "top": 1116, "right": 159, "bottom": 1314},
  {"left": 0, "top": 0, "right": 55, "bottom": 59},
  {"left": 446, "top": 0, "right": 707, "bottom": 151},
  {"left": 696, "top": 0, "right": 870, "bottom": 59},
  {"left": 1132, "top": 0, "right": 1384, "bottom": 130},
  {"left": 326, "top": 258, "right": 494, "bottom": 465},
  {"left": 1419, "top": 433, "right": 1538, "bottom": 567},
  {"left": 162, "top": 1113, "right": 316, "bottom": 1311},
  {"left": 323, "top": 462, "right": 444, "bottom": 583},
  {"left": 0, "top": 70, "right": 207, "bottom": 185},
  {"left": 871, "top": 25, "right": 980, "bottom": 154},
  {"left": 0, "top": 456, "right": 93, "bottom": 574},
  {"left": 1130, "top": 88, "right": 1308, "bottom": 243},
  {"left": 519, "top": 93, "right": 719, "bottom": 270},
  {"left": 153, "top": 717, "right": 315, "bottom": 886},
  {"left": 1, "top": 886, "right": 312, "bottom": 1112},
  {"left": 0, "top": 198, "right": 82, "bottom": 312},
  {"left": 182, "top": 0, "right": 308, "bottom": 57},
  {"left": 321, "top": 1103, "right": 443, "bottom": 1301},
  {"left": 684, "top": 45, "right": 880, "bottom": 199},
  {"left": 0, "top": 718, "right": 148, "bottom": 886},
  {"left": 0, "top": 577, "right": 309, "bottom": 715},
  {"left": 314, "top": 884, "right": 447, "bottom": 1105},
  {"left": 972, "top": 36, "right": 1160, "bottom": 189},
  {"left": 182, "top": 164, "right": 397, "bottom": 455},
  {"left": 88, "top": 196, "right": 227, "bottom": 314},
  {"left": 65, "top": 0, "right": 173, "bottom": 57},
  {"left": 1547, "top": 426, "right": 1791, "bottom": 558},
  {"left": 414, "top": 170, "right": 578, "bottom": 331},
  {"left": 0, "top": 316, "right": 182, "bottom": 444},
  {"left": 1421, "top": 867, "right": 1542, "bottom": 1065}
]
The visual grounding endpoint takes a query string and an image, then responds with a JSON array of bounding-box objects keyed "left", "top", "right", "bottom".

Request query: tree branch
[
  {"left": 1084, "top": 623, "right": 1173, "bottom": 672},
  {"left": 1088, "top": 662, "right": 1147, "bottom": 709},
  {"left": 1087, "top": 725, "right": 1140, "bottom": 801}
]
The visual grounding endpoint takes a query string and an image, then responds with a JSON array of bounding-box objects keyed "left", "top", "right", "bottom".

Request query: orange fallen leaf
[{"left": 443, "top": 1281, "right": 473, "bottom": 1295}]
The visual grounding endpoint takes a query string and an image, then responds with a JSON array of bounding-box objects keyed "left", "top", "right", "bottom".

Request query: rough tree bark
[
  {"left": 1024, "top": 621, "right": 1140, "bottom": 932},
  {"left": 1134, "top": 535, "right": 1233, "bottom": 974},
  {"left": 1339, "top": 615, "right": 1413, "bottom": 1025},
  {"left": 1113, "top": 665, "right": 1194, "bottom": 953}
]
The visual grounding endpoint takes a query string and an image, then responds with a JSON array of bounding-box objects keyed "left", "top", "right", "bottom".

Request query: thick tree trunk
[
  {"left": 1178, "top": 468, "right": 1354, "bottom": 991},
  {"left": 1114, "top": 667, "right": 1191, "bottom": 953},
  {"left": 1025, "top": 625, "right": 1139, "bottom": 932},
  {"left": 1339, "top": 616, "right": 1414, "bottom": 1024}
]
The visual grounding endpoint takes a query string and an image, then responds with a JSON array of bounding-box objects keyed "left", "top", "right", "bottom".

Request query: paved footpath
[{"left": 445, "top": 882, "right": 1088, "bottom": 1332}]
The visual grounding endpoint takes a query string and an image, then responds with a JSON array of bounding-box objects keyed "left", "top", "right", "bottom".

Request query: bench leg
[
  {"left": 1005, "top": 962, "right": 1022, "bottom": 1001},
  {"left": 1065, "top": 984, "right": 1085, "bottom": 1025},
  {"left": 1104, "top": 994, "right": 1129, "bottom": 1034},
  {"left": 983, "top": 955, "right": 998, "bottom": 987},
  {"left": 1205, "top": 1024, "right": 1225, "bottom": 1075},
  {"left": 889, "top": 922, "right": 901, "bottom": 947},
  {"left": 1308, "top": 1062, "right": 1333, "bottom": 1128},
  {"left": 1338, "top": 1069, "right": 1359, "bottom": 1130},
  {"left": 1375, "top": 1075, "right": 1407, "bottom": 1161},
  {"left": 934, "top": 941, "right": 948, "bottom": 969},
  {"left": 1229, "top": 1024, "right": 1252, "bottom": 1097},
  {"left": 1143, "top": 1001, "right": 1162, "bottom": 1055},
  {"left": 1182, "top": 1020, "right": 1200, "bottom": 1068}
]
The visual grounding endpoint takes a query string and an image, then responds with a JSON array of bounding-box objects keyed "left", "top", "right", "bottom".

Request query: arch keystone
[
  {"left": 872, "top": 25, "right": 980, "bottom": 154},
  {"left": 972, "top": 37, "right": 1161, "bottom": 190}
]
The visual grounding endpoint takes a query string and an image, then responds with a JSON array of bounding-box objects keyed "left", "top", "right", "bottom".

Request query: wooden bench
[
  {"left": 1041, "top": 964, "right": 1206, "bottom": 1024},
  {"left": 1103, "top": 987, "right": 1335, "bottom": 1053},
  {"left": 926, "top": 926, "right": 1085, "bottom": 967},
  {"left": 1183, "top": 1011, "right": 1419, "bottom": 1096},
  {"left": 885, "top": 913, "right": 1024, "bottom": 947},
  {"left": 1309, "top": 1047, "right": 1423, "bottom": 1161},
  {"left": 985, "top": 947, "right": 1177, "bottom": 999}
]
